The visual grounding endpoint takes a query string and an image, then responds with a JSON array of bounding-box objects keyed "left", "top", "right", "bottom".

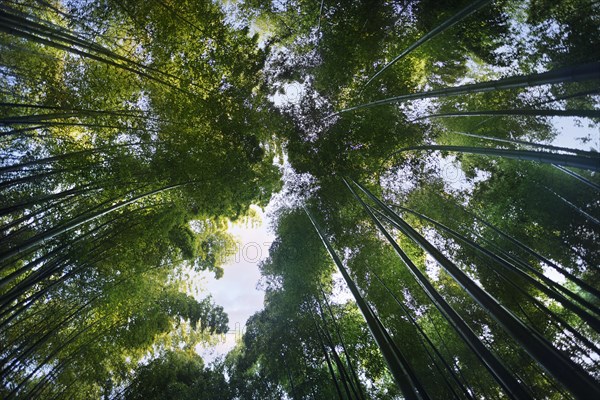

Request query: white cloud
[{"left": 196, "top": 206, "right": 274, "bottom": 363}]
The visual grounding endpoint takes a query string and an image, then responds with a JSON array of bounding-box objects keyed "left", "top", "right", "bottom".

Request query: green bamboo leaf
[{"left": 363, "top": 0, "right": 493, "bottom": 88}]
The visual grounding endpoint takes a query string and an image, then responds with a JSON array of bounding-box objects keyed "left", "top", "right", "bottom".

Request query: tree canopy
[{"left": 1, "top": 0, "right": 599, "bottom": 398}]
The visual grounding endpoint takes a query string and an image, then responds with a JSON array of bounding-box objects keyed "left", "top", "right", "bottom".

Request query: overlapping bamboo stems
[
  {"left": 0, "top": 182, "right": 189, "bottom": 266},
  {"left": 379, "top": 204, "right": 600, "bottom": 334},
  {"left": 305, "top": 207, "right": 429, "bottom": 400},
  {"left": 309, "top": 307, "right": 346, "bottom": 400},
  {"left": 343, "top": 178, "right": 532, "bottom": 399},
  {"left": 385, "top": 145, "right": 600, "bottom": 172},
  {"left": 314, "top": 293, "right": 364, "bottom": 400},
  {"left": 338, "top": 61, "right": 600, "bottom": 115},
  {"left": 0, "top": 4, "right": 186, "bottom": 92},
  {"left": 317, "top": 287, "right": 366, "bottom": 400},
  {"left": 362, "top": 0, "right": 494, "bottom": 89},
  {"left": 370, "top": 270, "right": 474, "bottom": 399},
  {"left": 349, "top": 178, "right": 600, "bottom": 399},
  {"left": 441, "top": 196, "right": 600, "bottom": 304}
]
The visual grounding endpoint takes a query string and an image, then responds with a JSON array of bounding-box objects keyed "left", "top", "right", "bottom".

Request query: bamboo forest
[{"left": 1, "top": 0, "right": 600, "bottom": 398}]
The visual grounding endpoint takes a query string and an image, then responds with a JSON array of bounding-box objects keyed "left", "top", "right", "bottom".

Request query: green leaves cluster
[{"left": 0, "top": 0, "right": 283, "bottom": 397}]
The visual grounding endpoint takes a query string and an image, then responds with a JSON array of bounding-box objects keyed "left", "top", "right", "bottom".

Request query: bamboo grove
[
  {"left": 0, "top": 0, "right": 281, "bottom": 397},
  {"left": 1, "top": 0, "right": 599, "bottom": 399}
]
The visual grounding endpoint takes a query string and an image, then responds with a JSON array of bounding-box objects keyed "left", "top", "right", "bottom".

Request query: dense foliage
[{"left": 1, "top": 0, "right": 599, "bottom": 399}]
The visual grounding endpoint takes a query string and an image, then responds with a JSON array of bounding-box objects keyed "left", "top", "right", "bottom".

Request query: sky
[
  {"left": 552, "top": 117, "right": 600, "bottom": 151},
  {"left": 196, "top": 206, "right": 275, "bottom": 364}
]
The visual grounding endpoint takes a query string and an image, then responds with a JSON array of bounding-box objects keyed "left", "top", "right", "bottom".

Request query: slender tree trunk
[
  {"left": 306, "top": 206, "right": 431, "bottom": 400},
  {"left": 552, "top": 164, "right": 600, "bottom": 191},
  {"left": 339, "top": 62, "right": 600, "bottom": 115},
  {"left": 314, "top": 299, "right": 361, "bottom": 400},
  {"left": 372, "top": 270, "right": 474, "bottom": 400},
  {"left": 450, "top": 131, "right": 596, "bottom": 157},
  {"left": 540, "top": 184, "right": 600, "bottom": 226},
  {"left": 0, "top": 182, "right": 188, "bottom": 266},
  {"left": 384, "top": 204, "right": 600, "bottom": 332},
  {"left": 318, "top": 288, "right": 366, "bottom": 400},
  {"left": 0, "top": 7, "right": 185, "bottom": 91},
  {"left": 363, "top": 0, "right": 493, "bottom": 88},
  {"left": 344, "top": 178, "right": 531, "bottom": 399},
  {"left": 414, "top": 108, "right": 600, "bottom": 121},
  {"left": 387, "top": 145, "right": 600, "bottom": 171},
  {"left": 351, "top": 178, "right": 600, "bottom": 399},
  {"left": 311, "top": 313, "right": 345, "bottom": 400},
  {"left": 455, "top": 202, "right": 600, "bottom": 302}
]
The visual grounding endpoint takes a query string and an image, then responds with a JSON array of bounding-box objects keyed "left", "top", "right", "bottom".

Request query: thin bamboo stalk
[
  {"left": 305, "top": 207, "right": 428, "bottom": 400},
  {"left": 413, "top": 109, "right": 600, "bottom": 121},
  {"left": 344, "top": 178, "right": 531, "bottom": 399},
  {"left": 363, "top": 0, "right": 493, "bottom": 88},
  {"left": 352, "top": 179, "right": 600, "bottom": 399},
  {"left": 338, "top": 62, "right": 600, "bottom": 115},
  {"left": 387, "top": 145, "right": 600, "bottom": 171},
  {"left": 0, "top": 182, "right": 188, "bottom": 266}
]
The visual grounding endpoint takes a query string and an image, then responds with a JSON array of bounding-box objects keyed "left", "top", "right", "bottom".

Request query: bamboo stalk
[
  {"left": 344, "top": 178, "right": 531, "bottom": 399},
  {"left": 413, "top": 109, "right": 600, "bottom": 121},
  {"left": 338, "top": 62, "right": 600, "bottom": 115},
  {"left": 0, "top": 182, "right": 188, "bottom": 266},
  {"left": 363, "top": 0, "right": 493, "bottom": 88},
  {"left": 305, "top": 207, "right": 428, "bottom": 400},
  {"left": 352, "top": 179, "right": 600, "bottom": 399},
  {"left": 389, "top": 145, "right": 600, "bottom": 171}
]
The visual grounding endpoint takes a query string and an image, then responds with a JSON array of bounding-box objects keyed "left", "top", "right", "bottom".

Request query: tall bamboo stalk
[
  {"left": 338, "top": 62, "right": 600, "bottom": 115},
  {"left": 351, "top": 178, "right": 600, "bottom": 399},
  {"left": 386, "top": 145, "right": 600, "bottom": 171},
  {"left": 305, "top": 207, "right": 429, "bottom": 400},
  {"left": 363, "top": 0, "right": 493, "bottom": 88},
  {"left": 344, "top": 178, "right": 532, "bottom": 399}
]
